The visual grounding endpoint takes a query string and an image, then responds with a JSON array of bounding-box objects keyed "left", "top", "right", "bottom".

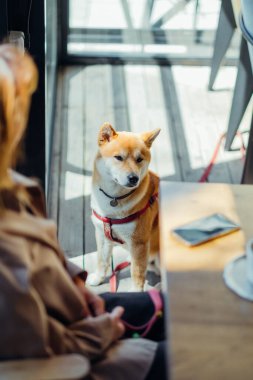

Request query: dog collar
[
  {"left": 92, "top": 193, "right": 158, "bottom": 244},
  {"left": 99, "top": 187, "right": 136, "bottom": 207}
]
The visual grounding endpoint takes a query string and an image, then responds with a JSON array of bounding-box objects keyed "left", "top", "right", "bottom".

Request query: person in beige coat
[{"left": 0, "top": 45, "right": 167, "bottom": 380}]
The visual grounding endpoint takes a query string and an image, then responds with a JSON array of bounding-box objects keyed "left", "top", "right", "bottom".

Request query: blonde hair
[{"left": 0, "top": 45, "right": 38, "bottom": 208}]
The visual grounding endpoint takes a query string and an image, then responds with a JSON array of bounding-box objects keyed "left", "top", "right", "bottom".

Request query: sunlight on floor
[
  {"left": 64, "top": 63, "right": 246, "bottom": 204},
  {"left": 125, "top": 65, "right": 176, "bottom": 177},
  {"left": 173, "top": 65, "right": 249, "bottom": 170},
  {"left": 65, "top": 171, "right": 92, "bottom": 200}
]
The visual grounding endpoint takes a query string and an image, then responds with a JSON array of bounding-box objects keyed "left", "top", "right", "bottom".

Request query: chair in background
[
  {"left": 224, "top": 35, "right": 253, "bottom": 152},
  {"left": 207, "top": 0, "right": 252, "bottom": 154},
  {"left": 238, "top": 0, "right": 253, "bottom": 183},
  {"left": 208, "top": 0, "right": 239, "bottom": 90},
  {"left": 208, "top": 0, "right": 253, "bottom": 183},
  {"left": 143, "top": 0, "right": 200, "bottom": 42}
]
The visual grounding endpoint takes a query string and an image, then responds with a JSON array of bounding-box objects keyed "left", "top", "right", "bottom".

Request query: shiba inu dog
[{"left": 87, "top": 122, "right": 160, "bottom": 291}]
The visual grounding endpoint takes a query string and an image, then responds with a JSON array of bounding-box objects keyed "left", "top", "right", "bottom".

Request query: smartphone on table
[{"left": 171, "top": 213, "right": 240, "bottom": 247}]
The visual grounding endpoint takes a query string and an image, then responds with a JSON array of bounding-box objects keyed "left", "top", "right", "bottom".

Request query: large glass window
[{"left": 63, "top": 0, "right": 238, "bottom": 62}]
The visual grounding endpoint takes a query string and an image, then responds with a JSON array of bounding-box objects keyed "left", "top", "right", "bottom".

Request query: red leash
[
  {"left": 109, "top": 261, "right": 131, "bottom": 292},
  {"left": 198, "top": 131, "right": 246, "bottom": 183},
  {"left": 122, "top": 289, "right": 163, "bottom": 338}
]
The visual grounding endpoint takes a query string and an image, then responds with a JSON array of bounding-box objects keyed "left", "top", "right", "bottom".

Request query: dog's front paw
[{"left": 87, "top": 272, "right": 104, "bottom": 286}]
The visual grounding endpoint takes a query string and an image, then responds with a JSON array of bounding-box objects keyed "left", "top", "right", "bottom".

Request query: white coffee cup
[{"left": 246, "top": 238, "right": 253, "bottom": 285}]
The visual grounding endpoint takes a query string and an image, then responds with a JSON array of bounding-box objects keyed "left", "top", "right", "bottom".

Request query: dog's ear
[
  {"left": 141, "top": 128, "right": 161, "bottom": 148},
  {"left": 98, "top": 122, "right": 118, "bottom": 146}
]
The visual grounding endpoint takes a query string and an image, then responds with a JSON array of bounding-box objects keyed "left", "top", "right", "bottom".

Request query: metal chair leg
[
  {"left": 141, "top": 0, "right": 155, "bottom": 28},
  {"left": 151, "top": 0, "right": 191, "bottom": 29},
  {"left": 224, "top": 37, "right": 253, "bottom": 150},
  {"left": 241, "top": 113, "right": 253, "bottom": 184},
  {"left": 208, "top": 0, "right": 237, "bottom": 90}
]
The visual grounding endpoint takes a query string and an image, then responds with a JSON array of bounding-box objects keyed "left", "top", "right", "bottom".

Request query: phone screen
[{"left": 171, "top": 213, "right": 240, "bottom": 246}]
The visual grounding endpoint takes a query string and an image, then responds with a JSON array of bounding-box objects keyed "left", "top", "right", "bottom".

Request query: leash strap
[
  {"left": 122, "top": 289, "right": 163, "bottom": 338},
  {"left": 109, "top": 261, "right": 131, "bottom": 292},
  {"left": 199, "top": 131, "right": 246, "bottom": 183}
]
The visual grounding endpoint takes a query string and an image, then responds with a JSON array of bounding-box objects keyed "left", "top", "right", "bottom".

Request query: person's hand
[
  {"left": 73, "top": 276, "right": 105, "bottom": 317},
  {"left": 82, "top": 286, "right": 105, "bottom": 316},
  {"left": 109, "top": 306, "right": 125, "bottom": 341},
  {"left": 73, "top": 276, "right": 125, "bottom": 340}
]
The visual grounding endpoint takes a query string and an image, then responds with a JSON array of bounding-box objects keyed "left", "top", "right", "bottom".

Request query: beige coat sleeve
[
  {"left": 0, "top": 237, "right": 116, "bottom": 361},
  {"left": 66, "top": 260, "right": 88, "bottom": 282}
]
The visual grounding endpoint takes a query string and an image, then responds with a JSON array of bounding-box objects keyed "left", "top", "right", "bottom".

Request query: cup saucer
[{"left": 223, "top": 254, "right": 253, "bottom": 301}]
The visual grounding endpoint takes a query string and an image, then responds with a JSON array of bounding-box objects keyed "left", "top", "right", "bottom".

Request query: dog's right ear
[{"left": 98, "top": 122, "right": 118, "bottom": 146}]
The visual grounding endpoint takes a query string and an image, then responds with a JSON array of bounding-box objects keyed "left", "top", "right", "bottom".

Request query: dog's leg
[
  {"left": 87, "top": 231, "right": 113, "bottom": 286},
  {"left": 147, "top": 254, "right": 160, "bottom": 275},
  {"left": 129, "top": 242, "right": 149, "bottom": 291}
]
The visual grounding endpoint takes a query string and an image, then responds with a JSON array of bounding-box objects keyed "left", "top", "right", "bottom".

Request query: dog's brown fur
[{"left": 88, "top": 123, "right": 160, "bottom": 291}]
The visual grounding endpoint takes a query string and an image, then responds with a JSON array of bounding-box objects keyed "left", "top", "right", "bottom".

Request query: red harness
[{"left": 92, "top": 193, "right": 158, "bottom": 244}]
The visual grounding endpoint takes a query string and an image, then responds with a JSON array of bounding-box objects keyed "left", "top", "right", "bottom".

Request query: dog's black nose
[{"left": 128, "top": 173, "right": 139, "bottom": 185}]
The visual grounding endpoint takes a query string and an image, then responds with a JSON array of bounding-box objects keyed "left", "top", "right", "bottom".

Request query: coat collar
[
  {"left": 9, "top": 170, "right": 39, "bottom": 188},
  {"left": 0, "top": 171, "right": 61, "bottom": 257},
  {"left": 8, "top": 170, "right": 47, "bottom": 216},
  {"left": 0, "top": 210, "right": 61, "bottom": 256}
]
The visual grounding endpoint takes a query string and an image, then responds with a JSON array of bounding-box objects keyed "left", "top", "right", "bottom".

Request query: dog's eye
[
  {"left": 136, "top": 157, "right": 143, "bottom": 163},
  {"left": 114, "top": 155, "right": 123, "bottom": 161}
]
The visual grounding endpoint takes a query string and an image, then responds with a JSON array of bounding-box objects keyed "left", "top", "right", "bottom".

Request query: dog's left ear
[
  {"left": 98, "top": 122, "right": 118, "bottom": 146},
  {"left": 141, "top": 128, "right": 161, "bottom": 148}
]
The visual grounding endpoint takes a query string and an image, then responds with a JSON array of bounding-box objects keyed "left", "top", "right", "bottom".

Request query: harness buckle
[
  {"left": 103, "top": 221, "right": 124, "bottom": 244},
  {"left": 149, "top": 195, "right": 155, "bottom": 205}
]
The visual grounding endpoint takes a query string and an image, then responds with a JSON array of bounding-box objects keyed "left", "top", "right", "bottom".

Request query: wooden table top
[{"left": 160, "top": 182, "right": 253, "bottom": 380}]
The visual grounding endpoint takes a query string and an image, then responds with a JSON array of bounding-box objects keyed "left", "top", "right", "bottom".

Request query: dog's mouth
[
  {"left": 114, "top": 178, "right": 139, "bottom": 188},
  {"left": 125, "top": 182, "right": 139, "bottom": 188}
]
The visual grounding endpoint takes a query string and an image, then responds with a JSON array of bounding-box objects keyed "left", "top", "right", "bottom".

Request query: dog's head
[{"left": 96, "top": 122, "right": 160, "bottom": 188}]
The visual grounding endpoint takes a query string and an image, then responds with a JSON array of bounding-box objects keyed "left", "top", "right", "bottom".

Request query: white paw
[{"left": 87, "top": 272, "right": 104, "bottom": 286}]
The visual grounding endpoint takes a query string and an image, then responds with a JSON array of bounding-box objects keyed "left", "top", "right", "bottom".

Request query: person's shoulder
[{"left": 9, "top": 170, "right": 47, "bottom": 216}]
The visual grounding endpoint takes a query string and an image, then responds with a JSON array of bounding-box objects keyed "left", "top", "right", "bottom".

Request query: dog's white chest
[{"left": 91, "top": 184, "right": 141, "bottom": 246}]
